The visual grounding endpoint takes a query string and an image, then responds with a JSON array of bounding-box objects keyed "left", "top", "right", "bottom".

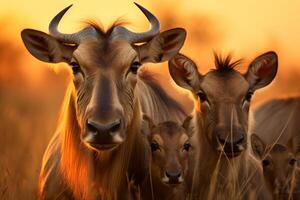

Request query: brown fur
[
  {"left": 168, "top": 52, "right": 278, "bottom": 199},
  {"left": 38, "top": 68, "right": 190, "bottom": 199},
  {"left": 137, "top": 69, "right": 187, "bottom": 124},
  {"left": 183, "top": 112, "right": 268, "bottom": 200},
  {"left": 39, "top": 83, "right": 147, "bottom": 199},
  {"left": 21, "top": 6, "right": 187, "bottom": 198},
  {"left": 141, "top": 117, "right": 193, "bottom": 200},
  {"left": 251, "top": 134, "right": 300, "bottom": 200},
  {"left": 253, "top": 96, "right": 300, "bottom": 153}
]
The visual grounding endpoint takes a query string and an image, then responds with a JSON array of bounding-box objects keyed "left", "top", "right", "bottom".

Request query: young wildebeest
[
  {"left": 253, "top": 96, "right": 300, "bottom": 162},
  {"left": 141, "top": 115, "right": 193, "bottom": 200},
  {"left": 168, "top": 52, "right": 278, "bottom": 199},
  {"left": 21, "top": 4, "right": 187, "bottom": 199},
  {"left": 251, "top": 134, "right": 300, "bottom": 200}
]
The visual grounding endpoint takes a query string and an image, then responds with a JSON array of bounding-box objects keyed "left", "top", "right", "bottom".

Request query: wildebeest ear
[
  {"left": 21, "top": 29, "right": 75, "bottom": 63},
  {"left": 251, "top": 134, "right": 266, "bottom": 160},
  {"left": 245, "top": 51, "right": 278, "bottom": 91},
  {"left": 137, "top": 28, "right": 186, "bottom": 63},
  {"left": 168, "top": 53, "right": 202, "bottom": 93},
  {"left": 182, "top": 115, "right": 193, "bottom": 134},
  {"left": 141, "top": 114, "right": 155, "bottom": 136}
]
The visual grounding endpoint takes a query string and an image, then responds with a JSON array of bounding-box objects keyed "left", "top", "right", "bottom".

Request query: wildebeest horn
[
  {"left": 111, "top": 2, "right": 160, "bottom": 43},
  {"left": 49, "top": 5, "right": 97, "bottom": 44}
]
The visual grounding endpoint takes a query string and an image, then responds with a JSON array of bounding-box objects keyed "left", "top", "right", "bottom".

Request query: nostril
[
  {"left": 109, "top": 120, "right": 121, "bottom": 133},
  {"left": 217, "top": 135, "right": 226, "bottom": 145},
  {"left": 217, "top": 134, "right": 245, "bottom": 145},
  {"left": 86, "top": 119, "right": 121, "bottom": 134},
  {"left": 235, "top": 135, "right": 244, "bottom": 145},
  {"left": 86, "top": 120, "right": 98, "bottom": 133},
  {"left": 165, "top": 172, "right": 170, "bottom": 178},
  {"left": 165, "top": 171, "right": 181, "bottom": 178}
]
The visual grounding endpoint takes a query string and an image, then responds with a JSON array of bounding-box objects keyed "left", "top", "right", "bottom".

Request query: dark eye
[
  {"left": 197, "top": 91, "right": 207, "bottom": 102},
  {"left": 151, "top": 142, "right": 160, "bottom": 151},
  {"left": 262, "top": 159, "right": 270, "bottom": 167},
  {"left": 130, "top": 61, "right": 141, "bottom": 74},
  {"left": 70, "top": 62, "right": 81, "bottom": 74},
  {"left": 289, "top": 158, "right": 297, "bottom": 166},
  {"left": 245, "top": 91, "right": 253, "bottom": 102},
  {"left": 183, "top": 143, "right": 192, "bottom": 152}
]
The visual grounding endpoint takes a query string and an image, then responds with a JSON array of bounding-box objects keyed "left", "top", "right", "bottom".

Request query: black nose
[
  {"left": 86, "top": 119, "right": 121, "bottom": 134},
  {"left": 165, "top": 171, "right": 181, "bottom": 179},
  {"left": 217, "top": 134, "right": 244, "bottom": 146}
]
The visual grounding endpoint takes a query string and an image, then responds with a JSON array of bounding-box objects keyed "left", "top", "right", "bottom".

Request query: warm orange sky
[
  {"left": 1, "top": 0, "right": 300, "bottom": 66},
  {"left": 0, "top": 0, "right": 299, "bottom": 105},
  {"left": 1, "top": 0, "right": 300, "bottom": 61}
]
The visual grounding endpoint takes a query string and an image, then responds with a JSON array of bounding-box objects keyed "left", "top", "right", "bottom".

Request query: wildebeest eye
[
  {"left": 130, "top": 61, "right": 141, "bottom": 74},
  {"left": 183, "top": 143, "right": 192, "bottom": 151},
  {"left": 262, "top": 159, "right": 270, "bottom": 167},
  {"left": 151, "top": 142, "right": 160, "bottom": 151},
  {"left": 69, "top": 62, "right": 81, "bottom": 74},
  {"left": 289, "top": 158, "right": 297, "bottom": 166},
  {"left": 245, "top": 91, "right": 253, "bottom": 102},
  {"left": 197, "top": 91, "right": 207, "bottom": 102}
]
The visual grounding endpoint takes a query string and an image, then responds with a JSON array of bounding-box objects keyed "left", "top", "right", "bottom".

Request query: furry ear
[
  {"left": 21, "top": 29, "right": 75, "bottom": 63},
  {"left": 251, "top": 134, "right": 266, "bottom": 160},
  {"left": 168, "top": 53, "right": 202, "bottom": 93},
  {"left": 245, "top": 51, "right": 278, "bottom": 91},
  {"left": 182, "top": 115, "right": 193, "bottom": 134},
  {"left": 141, "top": 114, "right": 155, "bottom": 136},
  {"left": 137, "top": 28, "right": 186, "bottom": 63}
]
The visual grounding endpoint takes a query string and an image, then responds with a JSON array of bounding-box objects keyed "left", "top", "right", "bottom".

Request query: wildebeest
[
  {"left": 141, "top": 115, "right": 193, "bottom": 200},
  {"left": 253, "top": 96, "right": 300, "bottom": 160},
  {"left": 168, "top": 52, "right": 278, "bottom": 199},
  {"left": 251, "top": 134, "right": 300, "bottom": 200},
  {"left": 21, "top": 3, "right": 187, "bottom": 199}
]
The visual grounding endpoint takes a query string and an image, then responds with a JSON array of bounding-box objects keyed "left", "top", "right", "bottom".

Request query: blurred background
[{"left": 0, "top": 0, "right": 299, "bottom": 199}]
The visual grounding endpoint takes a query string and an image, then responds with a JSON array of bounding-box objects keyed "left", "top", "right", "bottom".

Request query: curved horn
[
  {"left": 49, "top": 5, "right": 97, "bottom": 44},
  {"left": 112, "top": 2, "right": 160, "bottom": 43}
]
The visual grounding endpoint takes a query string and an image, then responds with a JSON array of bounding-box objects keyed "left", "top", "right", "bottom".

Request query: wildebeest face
[
  {"left": 143, "top": 116, "right": 193, "bottom": 185},
  {"left": 251, "top": 134, "right": 297, "bottom": 196},
  {"left": 72, "top": 39, "right": 140, "bottom": 151},
  {"left": 21, "top": 4, "right": 186, "bottom": 152},
  {"left": 169, "top": 52, "right": 278, "bottom": 158}
]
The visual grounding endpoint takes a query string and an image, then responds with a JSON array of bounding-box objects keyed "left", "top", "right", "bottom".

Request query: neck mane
[
  {"left": 137, "top": 70, "right": 187, "bottom": 124},
  {"left": 59, "top": 83, "right": 146, "bottom": 199}
]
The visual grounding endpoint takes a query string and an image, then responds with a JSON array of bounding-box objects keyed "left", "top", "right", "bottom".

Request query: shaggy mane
[
  {"left": 138, "top": 69, "right": 187, "bottom": 121},
  {"left": 213, "top": 52, "right": 243, "bottom": 72},
  {"left": 83, "top": 19, "right": 129, "bottom": 38}
]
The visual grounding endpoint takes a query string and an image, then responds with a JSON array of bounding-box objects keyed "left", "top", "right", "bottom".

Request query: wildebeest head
[
  {"left": 168, "top": 52, "right": 278, "bottom": 158},
  {"left": 21, "top": 4, "right": 186, "bottom": 151},
  {"left": 251, "top": 134, "right": 298, "bottom": 197},
  {"left": 143, "top": 115, "right": 193, "bottom": 185}
]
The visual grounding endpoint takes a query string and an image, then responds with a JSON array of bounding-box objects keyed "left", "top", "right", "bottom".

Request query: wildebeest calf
[
  {"left": 251, "top": 134, "right": 300, "bottom": 200},
  {"left": 141, "top": 115, "right": 194, "bottom": 200}
]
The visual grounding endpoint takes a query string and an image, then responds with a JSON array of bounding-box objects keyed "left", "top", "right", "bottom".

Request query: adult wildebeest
[
  {"left": 251, "top": 134, "right": 300, "bottom": 200},
  {"left": 252, "top": 96, "right": 300, "bottom": 160},
  {"left": 21, "top": 3, "right": 187, "bottom": 199},
  {"left": 168, "top": 52, "right": 278, "bottom": 199}
]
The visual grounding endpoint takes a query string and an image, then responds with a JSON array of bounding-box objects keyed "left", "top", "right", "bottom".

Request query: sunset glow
[{"left": 0, "top": 1, "right": 299, "bottom": 198}]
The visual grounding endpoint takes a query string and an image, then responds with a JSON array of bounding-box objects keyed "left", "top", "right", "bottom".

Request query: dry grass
[
  {"left": 0, "top": 79, "right": 67, "bottom": 199},
  {"left": 0, "top": 9, "right": 300, "bottom": 198},
  {"left": 0, "top": 25, "right": 68, "bottom": 198}
]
